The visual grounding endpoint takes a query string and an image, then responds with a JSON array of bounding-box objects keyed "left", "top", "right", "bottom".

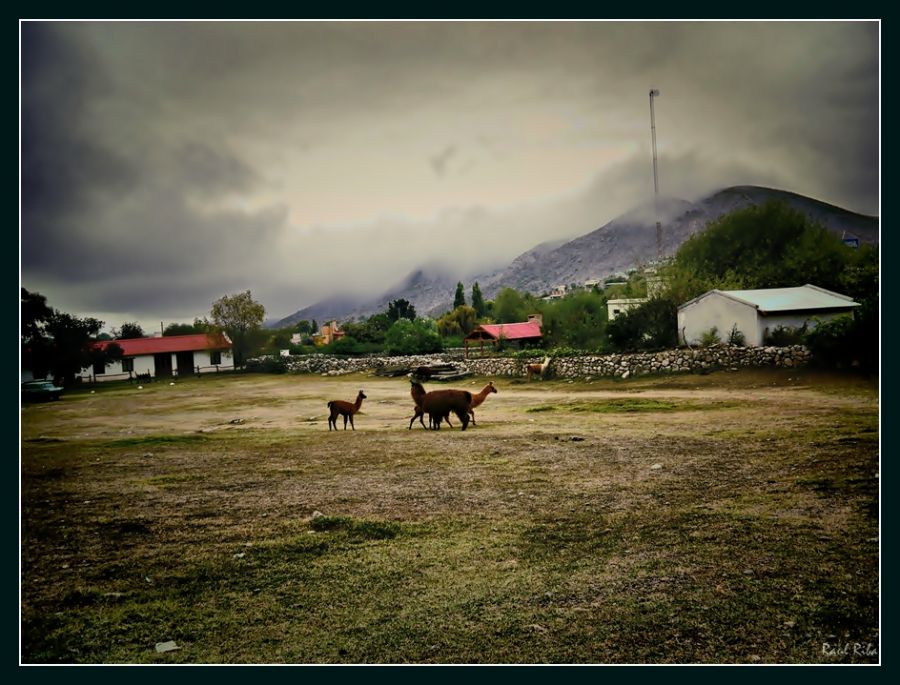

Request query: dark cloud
[{"left": 20, "top": 20, "right": 879, "bottom": 328}]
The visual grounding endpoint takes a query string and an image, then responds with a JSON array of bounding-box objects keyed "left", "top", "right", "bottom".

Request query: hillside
[{"left": 271, "top": 185, "right": 878, "bottom": 327}]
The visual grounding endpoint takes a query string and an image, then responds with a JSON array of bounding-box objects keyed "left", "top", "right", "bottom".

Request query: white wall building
[
  {"left": 79, "top": 332, "right": 234, "bottom": 383},
  {"left": 607, "top": 298, "right": 648, "bottom": 321},
  {"left": 677, "top": 284, "right": 859, "bottom": 347}
]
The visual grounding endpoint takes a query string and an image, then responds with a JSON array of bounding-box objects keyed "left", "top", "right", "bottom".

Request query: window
[
  {"left": 210, "top": 351, "right": 222, "bottom": 365},
  {"left": 92, "top": 360, "right": 106, "bottom": 375},
  {"left": 122, "top": 358, "right": 134, "bottom": 373}
]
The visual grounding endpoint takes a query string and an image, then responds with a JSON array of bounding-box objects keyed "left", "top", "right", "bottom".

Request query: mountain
[{"left": 271, "top": 185, "right": 878, "bottom": 327}]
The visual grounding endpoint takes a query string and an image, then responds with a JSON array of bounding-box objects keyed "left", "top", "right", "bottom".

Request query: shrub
[
  {"left": 699, "top": 327, "right": 721, "bottom": 347},
  {"left": 383, "top": 318, "right": 443, "bottom": 356},
  {"left": 244, "top": 355, "right": 289, "bottom": 374},
  {"left": 805, "top": 311, "right": 878, "bottom": 373},
  {"left": 764, "top": 324, "right": 807, "bottom": 347},
  {"left": 727, "top": 324, "right": 746, "bottom": 346}
]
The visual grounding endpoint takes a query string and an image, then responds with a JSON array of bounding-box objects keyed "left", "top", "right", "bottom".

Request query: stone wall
[{"left": 271, "top": 344, "right": 810, "bottom": 379}]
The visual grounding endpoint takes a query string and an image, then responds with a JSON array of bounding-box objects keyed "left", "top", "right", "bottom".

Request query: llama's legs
[{"left": 349, "top": 414, "right": 355, "bottom": 430}]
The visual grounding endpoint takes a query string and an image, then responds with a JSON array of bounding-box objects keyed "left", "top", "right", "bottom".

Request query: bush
[
  {"left": 325, "top": 336, "right": 382, "bottom": 356},
  {"left": 383, "top": 318, "right": 443, "bottom": 356},
  {"left": 244, "top": 355, "right": 289, "bottom": 374},
  {"left": 805, "top": 311, "right": 878, "bottom": 373},
  {"left": 607, "top": 297, "right": 678, "bottom": 351},
  {"left": 727, "top": 324, "right": 746, "bottom": 346},
  {"left": 764, "top": 324, "right": 807, "bottom": 347},
  {"left": 699, "top": 327, "right": 721, "bottom": 347}
]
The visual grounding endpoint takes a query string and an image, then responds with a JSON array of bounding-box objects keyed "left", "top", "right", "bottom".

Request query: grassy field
[{"left": 20, "top": 368, "right": 879, "bottom": 664}]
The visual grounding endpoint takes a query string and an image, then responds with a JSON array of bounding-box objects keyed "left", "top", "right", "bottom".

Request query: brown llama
[
  {"left": 421, "top": 388, "right": 471, "bottom": 431},
  {"left": 408, "top": 380, "right": 455, "bottom": 429},
  {"left": 467, "top": 381, "right": 498, "bottom": 426},
  {"left": 327, "top": 390, "right": 367, "bottom": 431},
  {"left": 525, "top": 356, "right": 551, "bottom": 381}
]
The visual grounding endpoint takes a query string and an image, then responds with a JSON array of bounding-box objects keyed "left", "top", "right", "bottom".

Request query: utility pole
[{"left": 649, "top": 88, "right": 662, "bottom": 261}]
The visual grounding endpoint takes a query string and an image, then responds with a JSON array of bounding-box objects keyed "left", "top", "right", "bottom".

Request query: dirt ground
[{"left": 20, "top": 367, "right": 880, "bottom": 664}]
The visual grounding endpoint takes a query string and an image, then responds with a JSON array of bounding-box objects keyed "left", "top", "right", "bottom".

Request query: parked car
[{"left": 21, "top": 380, "right": 64, "bottom": 402}]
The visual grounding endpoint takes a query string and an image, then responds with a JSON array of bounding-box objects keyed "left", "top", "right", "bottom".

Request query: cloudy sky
[{"left": 20, "top": 20, "right": 879, "bottom": 333}]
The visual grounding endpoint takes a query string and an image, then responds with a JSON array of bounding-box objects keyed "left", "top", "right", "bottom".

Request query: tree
[
  {"left": 492, "top": 288, "right": 529, "bottom": 323},
  {"left": 606, "top": 297, "right": 678, "bottom": 352},
  {"left": 387, "top": 298, "right": 417, "bottom": 323},
  {"left": 664, "top": 200, "right": 849, "bottom": 302},
  {"left": 436, "top": 305, "right": 477, "bottom": 337},
  {"left": 44, "top": 312, "right": 124, "bottom": 385},
  {"left": 210, "top": 290, "right": 266, "bottom": 367},
  {"left": 453, "top": 282, "right": 466, "bottom": 309},
  {"left": 117, "top": 322, "right": 145, "bottom": 339},
  {"left": 383, "top": 318, "right": 442, "bottom": 356},
  {"left": 21, "top": 288, "right": 52, "bottom": 379},
  {"left": 471, "top": 282, "right": 486, "bottom": 317}
]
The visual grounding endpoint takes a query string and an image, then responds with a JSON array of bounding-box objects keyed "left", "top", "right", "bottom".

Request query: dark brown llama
[
  {"left": 408, "top": 381, "right": 453, "bottom": 429},
  {"left": 327, "top": 390, "right": 367, "bottom": 431},
  {"left": 421, "top": 388, "right": 471, "bottom": 431}
]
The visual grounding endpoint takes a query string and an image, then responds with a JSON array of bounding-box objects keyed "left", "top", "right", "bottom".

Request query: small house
[
  {"left": 314, "top": 320, "right": 344, "bottom": 346},
  {"left": 464, "top": 314, "right": 543, "bottom": 358},
  {"left": 677, "top": 284, "right": 859, "bottom": 347},
  {"left": 79, "top": 332, "right": 234, "bottom": 382}
]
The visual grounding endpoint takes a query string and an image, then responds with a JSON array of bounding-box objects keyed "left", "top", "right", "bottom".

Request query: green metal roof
[{"left": 720, "top": 285, "right": 858, "bottom": 313}]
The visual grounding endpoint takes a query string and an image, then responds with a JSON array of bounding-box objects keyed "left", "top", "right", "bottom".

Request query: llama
[
  {"left": 526, "top": 356, "right": 551, "bottom": 381},
  {"left": 422, "top": 389, "right": 472, "bottom": 430},
  {"left": 327, "top": 390, "right": 367, "bottom": 431},
  {"left": 467, "top": 381, "right": 498, "bottom": 426},
  {"left": 408, "top": 380, "right": 455, "bottom": 429}
]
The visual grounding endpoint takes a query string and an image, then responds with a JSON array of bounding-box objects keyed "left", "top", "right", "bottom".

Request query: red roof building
[
  {"left": 464, "top": 314, "right": 543, "bottom": 357},
  {"left": 91, "top": 332, "right": 231, "bottom": 357},
  {"left": 81, "top": 332, "right": 233, "bottom": 382}
]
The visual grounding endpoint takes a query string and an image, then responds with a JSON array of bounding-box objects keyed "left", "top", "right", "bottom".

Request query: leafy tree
[
  {"left": 341, "top": 313, "right": 392, "bottom": 346},
  {"left": 387, "top": 298, "right": 417, "bottom": 323},
  {"left": 311, "top": 319, "right": 319, "bottom": 335},
  {"left": 453, "top": 282, "right": 466, "bottom": 309},
  {"left": 664, "top": 200, "right": 850, "bottom": 302},
  {"left": 436, "top": 305, "right": 477, "bottom": 337},
  {"left": 294, "top": 320, "right": 313, "bottom": 335},
  {"left": 21, "top": 289, "right": 124, "bottom": 384},
  {"left": 44, "top": 312, "right": 124, "bottom": 385},
  {"left": 117, "top": 322, "right": 145, "bottom": 339},
  {"left": 492, "top": 288, "right": 530, "bottom": 323},
  {"left": 471, "top": 282, "right": 486, "bottom": 317},
  {"left": 210, "top": 290, "right": 266, "bottom": 367},
  {"left": 607, "top": 297, "right": 678, "bottom": 351},
  {"left": 541, "top": 291, "right": 609, "bottom": 350},
  {"left": 383, "top": 318, "right": 442, "bottom": 355},
  {"left": 164, "top": 319, "right": 210, "bottom": 336},
  {"left": 21, "top": 288, "right": 52, "bottom": 379}
]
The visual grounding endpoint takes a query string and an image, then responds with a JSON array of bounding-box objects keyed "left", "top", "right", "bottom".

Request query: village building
[
  {"left": 79, "top": 332, "right": 234, "bottom": 383},
  {"left": 677, "top": 284, "right": 859, "bottom": 347},
  {"left": 314, "top": 320, "right": 345, "bottom": 346},
  {"left": 464, "top": 314, "right": 543, "bottom": 358}
]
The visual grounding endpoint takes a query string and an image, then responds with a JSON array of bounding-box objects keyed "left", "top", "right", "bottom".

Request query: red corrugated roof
[
  {"left": 92, "top": 332, "right": 231, "bottom": 357},
  {"left": 467, "top": 321, "right": 543, "bottom": 341}
]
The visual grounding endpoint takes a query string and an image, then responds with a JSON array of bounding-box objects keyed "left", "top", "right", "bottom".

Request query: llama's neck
[
  {"left": 354, "top": 395, "right": 365, "bottom": 411},
  {"left": 472, "top": 385, "right": 493, "bottom": 407}
]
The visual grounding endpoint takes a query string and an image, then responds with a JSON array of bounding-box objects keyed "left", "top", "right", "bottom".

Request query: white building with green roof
[{"left": 677, "top": 284, "right": 859, "bottom": 347}]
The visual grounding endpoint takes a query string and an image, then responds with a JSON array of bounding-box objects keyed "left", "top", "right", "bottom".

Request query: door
[
  {"left": 176, "top": 351, "right": 194, "bottom": 378},
  {"left": 154, "top": 353, "right": 173, "bottom": 378}
]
